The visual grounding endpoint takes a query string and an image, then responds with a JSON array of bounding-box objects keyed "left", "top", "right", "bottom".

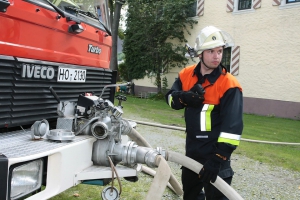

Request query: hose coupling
[
  {"left": 122, "top": 141, "right": 138, "bottom": 167},
  {"left": 156, "top": 147, "right": 166, "bottom": 159},
  {"left": 144, "top": 149, "right": 159, "bottom": 168}
]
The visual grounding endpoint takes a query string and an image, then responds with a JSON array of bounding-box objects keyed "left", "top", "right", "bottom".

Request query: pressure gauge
[{"left": 101, "top": 186, "right": 119, "bottom": 200}]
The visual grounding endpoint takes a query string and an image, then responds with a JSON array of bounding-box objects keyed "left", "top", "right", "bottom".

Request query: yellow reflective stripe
[
  {"left": 205, "top": 105, "right": 214, "bottom": 131},
  {"left": 168, "top": 94, "right": 173, "bottom": 107},
  {"left": 218, "top": 138, "right": 240, "bottom": 146},
  {"left": 200, "top": 104, "right": 208, "bottom": 131},
  {"left": 200, "top": 104, "right": 214, "bottom": 131}
]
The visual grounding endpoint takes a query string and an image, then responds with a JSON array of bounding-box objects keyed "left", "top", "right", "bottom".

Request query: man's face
[{"left": 201, "top": 46, "right": 223, "bottom": 69}]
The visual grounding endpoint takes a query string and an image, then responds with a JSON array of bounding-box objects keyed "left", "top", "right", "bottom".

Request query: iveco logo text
[
  {"left": 88, "top": 44, "right": 101, "bottom": 54},
  {"left": 21, "top": 64, "right": 55, "bottom": 80}
]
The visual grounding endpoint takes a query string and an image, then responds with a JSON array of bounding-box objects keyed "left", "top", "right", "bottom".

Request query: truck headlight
[{"left": 10, "top": 159, "right": 43, "bottom": 200}]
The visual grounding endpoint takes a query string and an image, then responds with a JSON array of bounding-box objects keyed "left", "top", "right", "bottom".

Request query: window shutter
[
  {"left": 272, "top": 0, "right": 281, "bottom": 6},
  {"left": 230, "top": 46, "right": 240, "bottom": 76},
  {"left": 253, "top": 0, "right": 262, "bottom": 9},
  {"left": 197, "top": 0, "right": 205, "bottom": 16},
  {"left": 226, "top": 0, "right": 234, "bottom": 12}
]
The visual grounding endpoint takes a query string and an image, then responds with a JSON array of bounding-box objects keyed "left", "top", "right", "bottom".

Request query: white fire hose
[
  {"left": 127, "top": 126, "right": 244, "bottom": 200},
  {"left": 126, "top": 119, "right": 300, "bottom": 145}
]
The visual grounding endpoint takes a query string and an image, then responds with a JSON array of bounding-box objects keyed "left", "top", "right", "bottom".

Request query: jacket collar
[{"left": 193, "top": 62, "right": 224, "bottom": 84}]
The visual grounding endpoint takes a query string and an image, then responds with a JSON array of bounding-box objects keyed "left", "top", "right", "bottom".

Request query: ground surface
[{"left": 128, "top": 116, "right": 300, "bottom": 200}]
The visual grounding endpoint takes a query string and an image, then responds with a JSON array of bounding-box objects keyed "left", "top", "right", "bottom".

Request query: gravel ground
[{"left": 129, "top": 121, "right": 300, "bottom": 200}]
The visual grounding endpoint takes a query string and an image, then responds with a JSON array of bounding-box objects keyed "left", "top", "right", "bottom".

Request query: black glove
[
  {"left": 199, "top": 143, "right": 234, "bottom": 183},
  {"left": 190, "top": 84, "right": 205, "bottom": 95},
  {"left": 180, "top": 84, "right": 205, "bottom": 107},
  {"left": 168, "top": 91, "right": 185, "bottom": 110},
  {"left": 199, "top": 154, "right": 222, "bottom": 183},
  {"left": 178, "top": 91, "right": 204, "bottom": 107},
  {"left": 169, "top": 84, "right": 204, "bottom": 108}
]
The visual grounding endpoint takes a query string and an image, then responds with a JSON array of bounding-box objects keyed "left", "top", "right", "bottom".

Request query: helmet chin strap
[{"left": 200, "top": 53, "right": 214, "bottom": 70}]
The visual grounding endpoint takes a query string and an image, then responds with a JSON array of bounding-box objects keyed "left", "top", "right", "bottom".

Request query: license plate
[{"left": 57, "top": 67, "right": 86, "bottom": 82}]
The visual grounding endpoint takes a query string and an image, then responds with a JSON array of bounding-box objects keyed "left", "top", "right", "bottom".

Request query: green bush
[{"left": 118, "top": 62, "right": 129, "bottom": 82}]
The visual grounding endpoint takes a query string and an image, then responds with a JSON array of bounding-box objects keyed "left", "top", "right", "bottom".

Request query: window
[
  {"left": 227, "top": 0, "right": 256, "bottom": 13},
  {"left": 278, "top": 0, "right": 300, "bottom": 9},
  {"left": 186, "top": 1, "right": 197, "bottom": 17},
  {"left": 32, "top": 0, "right": 111, "bottom": 31},
  {"left": 287, "top": 0, "right": 300, "bottom": 3},
  {"left": 221, "top": 47, "right": 232, "bottom": 72},
  {"left": 238, "top": 0, "right": 252, "bottom": 10}
]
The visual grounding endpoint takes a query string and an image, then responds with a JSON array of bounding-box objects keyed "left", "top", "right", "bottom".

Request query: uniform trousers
[{"left": 181, "top": 160, "right": 233, "bottom": 200}]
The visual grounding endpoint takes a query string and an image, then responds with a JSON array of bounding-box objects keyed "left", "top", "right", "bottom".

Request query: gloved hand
[
  {"left": 190, "top": 83, "right": 205, "bottom": 95},
  {"left": 177, "top": 91, "right": 204, "bottom": 107},
  {"left": 199, "top": 154, "right": 223, "bottom": 183},
  {"left": 199, "top": 143, "right": 234, "bottom": 183},
  {"left": 168, "top": 91, "right": 185, "bottom": 110}
]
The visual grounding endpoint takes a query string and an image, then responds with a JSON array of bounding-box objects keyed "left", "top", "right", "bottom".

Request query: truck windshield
[{"left": 49, "top": 0, "right": 111, "bottom": 31}]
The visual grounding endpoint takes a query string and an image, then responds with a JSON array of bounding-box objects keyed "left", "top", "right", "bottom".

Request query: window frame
[
  {"left": 286, "top": 0, "right": 300, "bottom": 4},
  {"left": 279, "top": 0, "right": 300, "bottom": 9},
  {"left": 237, "top": 0, "right": 252, "bottom": 10},
  {"left": 186, "top": 0, "right": 197, "bottom": 18},
  {"left": 232, "top": 0, "right": 255, "bottom": 14},
  {"left": 221, "top": 47, "right": 232, "bottom": 73}
]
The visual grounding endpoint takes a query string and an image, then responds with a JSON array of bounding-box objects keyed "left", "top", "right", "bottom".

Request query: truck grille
[{"left": 0, "top": 55, "right": 116, "bottom": 128}]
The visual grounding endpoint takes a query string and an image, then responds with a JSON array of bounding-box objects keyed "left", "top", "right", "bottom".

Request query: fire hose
[
  {"left": 126, "top": 119, "right": 300, "bottom": 145},
  {"left": 126, "top": 126, "right": 244, "bottom": 200}
]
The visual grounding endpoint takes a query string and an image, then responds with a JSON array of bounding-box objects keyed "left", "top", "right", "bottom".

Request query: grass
[{"left": 49, "top": 172, "right": 176, "bottom": 200}]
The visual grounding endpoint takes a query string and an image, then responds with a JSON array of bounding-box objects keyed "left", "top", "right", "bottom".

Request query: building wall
[{"left": 133, "top": 0, "right": 300, "bottom": 119}]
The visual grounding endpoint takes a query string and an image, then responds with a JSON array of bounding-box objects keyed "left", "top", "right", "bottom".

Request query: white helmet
[{"left": 194, "top": 26, "right": 234, "bottom": 54}]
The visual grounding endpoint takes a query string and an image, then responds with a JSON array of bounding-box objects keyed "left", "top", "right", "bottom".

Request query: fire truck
[{"left": 0, "top": 0, "right": 141, "bottom": 199}]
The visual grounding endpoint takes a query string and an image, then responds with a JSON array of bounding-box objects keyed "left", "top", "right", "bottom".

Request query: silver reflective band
[
  {"left": 219, "top": 132, "right": 241, "bottom": 140},
  {"left": 196, "top": 135, "right": 208, "bottom": 138}
]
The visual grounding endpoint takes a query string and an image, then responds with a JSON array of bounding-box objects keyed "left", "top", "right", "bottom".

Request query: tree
[
  {"left": 109, "top": 0, "right": 126, "bottom": 71},
  {"left": 123, "top": 0, "right": 197, "bottom": 93}
]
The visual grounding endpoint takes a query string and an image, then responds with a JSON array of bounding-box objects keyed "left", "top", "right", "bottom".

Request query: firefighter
[{"left": 165, "top": 26, "right": 243, "bottom": 200}]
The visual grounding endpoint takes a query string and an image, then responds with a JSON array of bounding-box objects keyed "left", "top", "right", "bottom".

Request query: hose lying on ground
[
  {"left": 126, "top": 119, "right": 300, "bottom": 145},
  {"left": 145, "top": 155, "right": 172, "bottom": 200},
  {"left": 166, "top": 151, "right": 244, "bottom": 200},
  {"left": 141, "top": 165, "right": 176, "bottom": 194}
]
